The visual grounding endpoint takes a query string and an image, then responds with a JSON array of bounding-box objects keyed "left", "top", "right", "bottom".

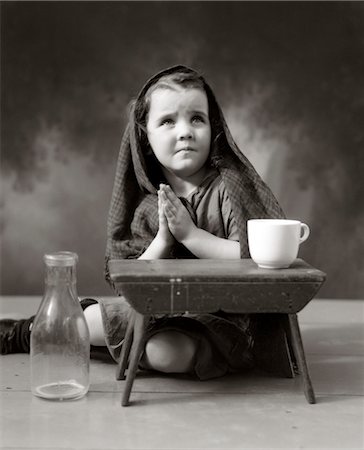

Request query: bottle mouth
[{"left": 44, "top": 251, "right": 78, "bottom": 266}]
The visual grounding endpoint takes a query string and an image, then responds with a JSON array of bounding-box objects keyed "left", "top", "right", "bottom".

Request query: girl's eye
[
  {"left": 160, "top": 118, "right": 174, "bottom": 126},
  {"left": 192, "top": 115, "right": 205, "bottom": 124}
]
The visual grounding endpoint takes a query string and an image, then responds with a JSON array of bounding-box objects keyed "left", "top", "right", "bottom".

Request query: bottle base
[{"left": 33, "top": 381, "right": 88, "bottom": 401}]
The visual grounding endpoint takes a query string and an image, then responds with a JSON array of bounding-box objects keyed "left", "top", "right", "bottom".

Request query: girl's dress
[{"left": 99, "top": 65, "right": 294, "bottom": 379}]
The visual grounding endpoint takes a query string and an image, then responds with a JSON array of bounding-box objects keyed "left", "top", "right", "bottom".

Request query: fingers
[
  {"left": 159, "top": 184, "right": 176, "bottom": 217},
  {"left": 159, "top": 184, "right": 179, "bottom": 206},
  {"left": 158, "top": 184, "right": 195, "bottom": 243},
  {"left": 159, "top": 184, "right": 191, "bottom": 229},
  {"left": 158, "top": 186, "right": 174, "bottom": 230},
  {"left": 158, "top": 189, "right": 168, "bottom": 224}
]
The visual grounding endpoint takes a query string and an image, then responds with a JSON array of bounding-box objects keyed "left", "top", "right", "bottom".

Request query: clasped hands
[{"left": 157, "top": 184, "right": 196, "bottom": 247}]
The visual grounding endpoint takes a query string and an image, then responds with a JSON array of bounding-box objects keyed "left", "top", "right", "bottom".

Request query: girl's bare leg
[
  {"left": 84, "top": 304, "right": 198, "bottom": 373},
  {"left": 83, "top": 304, "right": 106, "bottom": 346},
  {"left": 141, "top": 330, "right": 198, "bottom": 373}
]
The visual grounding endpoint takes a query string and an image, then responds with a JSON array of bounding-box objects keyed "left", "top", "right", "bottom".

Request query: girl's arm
[
  {"left": 180, "top": 227, "right": 240, "bottom": 259},
  {"left": 137, "top": 233, "right": 172, "bottom": 259},
  {"left": 160, "top": 185, "right": 240, "bottom": 259}
]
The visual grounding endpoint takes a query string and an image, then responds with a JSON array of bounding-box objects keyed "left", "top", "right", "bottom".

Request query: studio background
[{"left": 1, "top": 1, "right": 363, "bottom": 298}]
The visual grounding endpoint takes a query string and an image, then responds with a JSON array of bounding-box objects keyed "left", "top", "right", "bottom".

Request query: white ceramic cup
[{"left": 247, "top": 219, "right": 310, "bottom": 269}]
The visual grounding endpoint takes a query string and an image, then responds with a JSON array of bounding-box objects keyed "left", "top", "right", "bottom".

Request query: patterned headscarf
[{"left": 105, "top": 65, "right": 284, "bottom": 280}]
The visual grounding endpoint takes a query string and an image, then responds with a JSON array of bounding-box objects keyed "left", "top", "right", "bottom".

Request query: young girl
[{"left": 1, "top": 65, "right": 293, "bottom": 379}]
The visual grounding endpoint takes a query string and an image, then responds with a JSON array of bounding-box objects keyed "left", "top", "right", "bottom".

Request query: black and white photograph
[{"left": 1, "top": 1, "right": 363, "bottom": 449}]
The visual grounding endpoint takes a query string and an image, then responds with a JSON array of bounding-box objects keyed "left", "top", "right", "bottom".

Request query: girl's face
[{"left": 146, "top": 87, "right": 211, "bottom": 181}]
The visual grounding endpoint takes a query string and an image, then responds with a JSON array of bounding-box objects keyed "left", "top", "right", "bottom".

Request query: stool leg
[
  {"left": 122, "top": 312, "right": 150, "bottom": 406},
  {"left": 281, "top": 314, "right": 298, "bottom": 375},
  {"left": 116, "top": 311, "right": 136, "bottom": 380},
  {"left": 288, "top": 313, "right": 316, "bottom": 404}
]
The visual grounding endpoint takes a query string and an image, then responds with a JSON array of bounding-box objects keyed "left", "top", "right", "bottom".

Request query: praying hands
[
  {"left": 158, "top": 184, "right": 197, "bottom": 243},
  {"left": 157, "top": 183, "right": 240, "bottom": 259}
]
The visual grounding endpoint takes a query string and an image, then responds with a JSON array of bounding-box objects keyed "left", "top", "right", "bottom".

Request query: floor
[{"left": 0, "top": 296, "right": 363, "bottom": 450}]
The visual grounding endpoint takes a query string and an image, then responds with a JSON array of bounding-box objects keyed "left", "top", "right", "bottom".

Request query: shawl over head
[{"left": 105, "top": 65, "right": 284, "bottom": 279}]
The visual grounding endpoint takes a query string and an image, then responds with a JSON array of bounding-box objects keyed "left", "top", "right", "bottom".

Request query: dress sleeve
[{"left": 220, "top": 182, "right": 240, "bottom": 241}]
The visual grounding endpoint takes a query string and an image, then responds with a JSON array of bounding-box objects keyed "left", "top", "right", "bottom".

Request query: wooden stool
[{"left": 108, "top": 259, "right": 326, "bottom": 406}]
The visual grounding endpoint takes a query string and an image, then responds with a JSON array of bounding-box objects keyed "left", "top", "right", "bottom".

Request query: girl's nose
[{"left": 176, "top": 122, "right": 193, "bottom": 140}]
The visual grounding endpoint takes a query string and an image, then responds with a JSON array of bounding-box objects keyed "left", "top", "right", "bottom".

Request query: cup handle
[{"left": 299, "top": 223, "right": 310, "bottom": 244}]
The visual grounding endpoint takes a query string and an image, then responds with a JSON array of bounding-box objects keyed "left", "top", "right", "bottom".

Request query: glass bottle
[{"left": 30, "top": 251, "right": 90, "bottom": 400}]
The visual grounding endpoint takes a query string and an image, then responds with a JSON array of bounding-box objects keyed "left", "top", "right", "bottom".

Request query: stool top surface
[{"left": 109, "top": 258, "right": 326, "bottom": 284}]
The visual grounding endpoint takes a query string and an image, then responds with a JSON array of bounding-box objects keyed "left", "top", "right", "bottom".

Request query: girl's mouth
[{"left": 176, "top": 147, "right": 195, "bottom": 153}]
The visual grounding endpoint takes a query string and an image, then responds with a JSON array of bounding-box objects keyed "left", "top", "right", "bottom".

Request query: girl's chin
[{"left": 170, "top": 166, "right": 207, "bottom": 181}]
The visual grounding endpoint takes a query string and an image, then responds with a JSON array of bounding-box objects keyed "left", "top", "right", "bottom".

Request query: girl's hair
[{"left": 143, "top": 72, "right": 206, "bottom": 117}]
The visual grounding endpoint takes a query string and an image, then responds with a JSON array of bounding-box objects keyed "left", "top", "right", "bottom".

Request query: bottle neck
[{"left": 45, "top": 265, "right": 76, "bottom": 287}]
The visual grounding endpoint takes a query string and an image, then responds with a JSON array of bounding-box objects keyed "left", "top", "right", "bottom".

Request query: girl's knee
[
  {"left": 83, "top": 304, "right": 105, "bottom": 346},
  {"left": 143, "top": 330, "right": 198, "bottom": 374}
]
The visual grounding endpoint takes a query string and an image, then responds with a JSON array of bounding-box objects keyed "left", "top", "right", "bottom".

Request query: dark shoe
[
  {"left": 80, "top": 298, "right": 98, "bottom": 311},
  {"left": 0, "top": 317, "right": 34, "bottom": 355}
]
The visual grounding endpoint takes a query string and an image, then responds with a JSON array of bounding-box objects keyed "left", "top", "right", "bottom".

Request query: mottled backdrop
[{"left": 1, "top": 1, "right": 363, "bottom": 298}]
